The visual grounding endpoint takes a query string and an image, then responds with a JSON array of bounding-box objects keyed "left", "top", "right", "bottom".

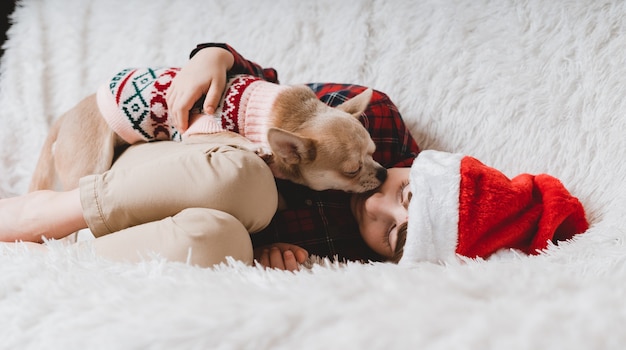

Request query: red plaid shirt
[{"left": 192, "top": 44, "right": 420, "bottom": 262}]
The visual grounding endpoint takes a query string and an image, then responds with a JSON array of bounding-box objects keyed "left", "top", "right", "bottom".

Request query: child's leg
[
  {"left": 2, "top": 207, "right": 252, "bottom": 267},
  {"left": 80, "top": 135, "right": 277, "bottom": 238},
  {"left": 86, "top": 207, "right": 253, "bottom": 267},
  {"left": 0, "top": 189, "right": 86, "bottom": 242}
]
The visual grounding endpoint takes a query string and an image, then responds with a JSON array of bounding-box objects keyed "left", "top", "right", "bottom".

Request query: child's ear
[
  {"left": 335, "top": 88, "right": 373, "bottom": 118},
  {"left": 267, "top": 127, "right": 317, "bottom": 164}
]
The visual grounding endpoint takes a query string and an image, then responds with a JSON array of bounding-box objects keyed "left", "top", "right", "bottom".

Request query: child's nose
[{"left": 394, "top": 208, "right": 408, "bottom": 224}]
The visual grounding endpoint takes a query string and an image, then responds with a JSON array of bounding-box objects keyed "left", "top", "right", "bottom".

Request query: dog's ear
[
  {"left": 267, "top": 128, "right": 317, "bottom": 165},
  {"left": 335, "top": 88, "right": 373, "bottom": 118}
]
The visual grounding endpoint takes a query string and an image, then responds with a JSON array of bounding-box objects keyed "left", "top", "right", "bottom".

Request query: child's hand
[
  {"left": 254, "top": 243, "right": 309, "bottom": 271},
  {"left": 166, "top": 47, "right": 235, "bottom": 132}
]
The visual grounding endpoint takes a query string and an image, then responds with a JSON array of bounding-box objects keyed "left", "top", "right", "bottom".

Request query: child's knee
[
  {"left": 172, "top": 208, "right": 254, "bottom": 267},
  {"left": 204, "top": 148, "right": 278, "bottom": 232},
  {"left": 216, "top": 147, "right": 276, "bottom": 192}
]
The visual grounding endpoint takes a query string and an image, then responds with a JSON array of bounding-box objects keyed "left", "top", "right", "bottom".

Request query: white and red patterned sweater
[{"left": 96, "top": 68, "right": 287, "bottom": 146}]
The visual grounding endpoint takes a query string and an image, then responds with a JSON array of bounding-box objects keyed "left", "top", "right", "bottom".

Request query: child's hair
[{"left": 390, "top": 221, "right": 408, "bottom": 263}]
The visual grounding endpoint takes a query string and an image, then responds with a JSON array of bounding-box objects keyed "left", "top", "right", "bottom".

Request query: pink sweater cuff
[{"left": 239, "top": 81, "right": 287, "bottom": 144}]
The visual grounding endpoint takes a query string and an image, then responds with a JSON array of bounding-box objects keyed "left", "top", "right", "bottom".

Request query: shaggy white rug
[{"left": 1, "top": 0, "right": 626, "bottom": 348}]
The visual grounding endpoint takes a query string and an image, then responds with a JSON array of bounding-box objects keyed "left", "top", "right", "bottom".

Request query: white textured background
[{"left": 1, "top": 0, "right": 625, "bottom": 349}]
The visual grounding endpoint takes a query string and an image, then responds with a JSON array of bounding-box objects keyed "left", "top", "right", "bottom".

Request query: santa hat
[{"left": 398, "top": 150, "right": 589, "bottom": 265}]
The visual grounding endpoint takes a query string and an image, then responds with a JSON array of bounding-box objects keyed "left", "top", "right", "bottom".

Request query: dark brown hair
[{"left": 390, "top": 221, "right": 408, "bottom": 263}]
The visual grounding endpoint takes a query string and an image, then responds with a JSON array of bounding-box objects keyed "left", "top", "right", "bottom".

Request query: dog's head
[{"left": 268, "top": 88, "right": 387, "bottom": 193}]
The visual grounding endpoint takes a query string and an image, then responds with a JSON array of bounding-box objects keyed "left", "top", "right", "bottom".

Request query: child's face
[{"left": 351, "top": 167, "right": 412, "bottom": 258}]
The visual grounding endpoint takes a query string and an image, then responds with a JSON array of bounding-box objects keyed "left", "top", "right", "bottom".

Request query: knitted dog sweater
[{"left": 96, "top": 68, "right": 287, "bottom": 145}]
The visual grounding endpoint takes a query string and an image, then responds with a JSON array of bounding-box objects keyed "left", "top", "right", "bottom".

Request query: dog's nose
[{"left": 376, "top": 167, "right": 388, "bottom": 182}]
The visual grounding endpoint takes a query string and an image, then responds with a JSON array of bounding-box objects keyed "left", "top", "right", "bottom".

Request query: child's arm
[
  {"left": 166, "top": 43, "right": 279, "bottom": 133},
  {"left": 191, "top": 43, "right": 278, "bottom": 83}
]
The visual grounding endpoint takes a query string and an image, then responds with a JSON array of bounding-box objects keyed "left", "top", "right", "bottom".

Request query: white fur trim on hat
[{"left": 398, "top": 150, "right": 463, "bottom": 266}]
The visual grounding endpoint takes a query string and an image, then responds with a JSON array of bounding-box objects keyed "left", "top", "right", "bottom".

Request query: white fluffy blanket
[{"left": 2, "top": 0, "right": 626, "bottom": 348}]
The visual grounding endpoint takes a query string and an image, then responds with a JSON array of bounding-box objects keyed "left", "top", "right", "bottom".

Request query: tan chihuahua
[{"left": 30, "top": 71, "right": 387, "bottom": 193}]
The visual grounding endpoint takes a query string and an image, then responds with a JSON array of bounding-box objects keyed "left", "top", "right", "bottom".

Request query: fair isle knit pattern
[
  {"left": 97, "top": 70, "right": 285, "bottom": 146},
  {"left": 97, "top": 67, "right": 181, "bottom": 143}
]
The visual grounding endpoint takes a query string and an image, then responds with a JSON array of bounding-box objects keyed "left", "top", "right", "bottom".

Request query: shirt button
[{"left": 304, "top": 199, "right": 313, "bottom": 206}]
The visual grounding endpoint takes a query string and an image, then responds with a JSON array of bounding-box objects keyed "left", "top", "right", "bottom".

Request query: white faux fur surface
[{"left": 1, "top": 0, "right": 626, "bottom": 348}]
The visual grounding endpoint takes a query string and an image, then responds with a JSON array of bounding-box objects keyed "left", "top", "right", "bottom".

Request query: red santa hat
[{"left": 398, "top": 150, "right": 589, "bottom": 265}]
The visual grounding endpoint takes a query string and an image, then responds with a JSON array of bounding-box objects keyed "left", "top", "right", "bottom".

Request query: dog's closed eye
[{"left": 344, "top": 162, "right": 363, "bottom": 177}]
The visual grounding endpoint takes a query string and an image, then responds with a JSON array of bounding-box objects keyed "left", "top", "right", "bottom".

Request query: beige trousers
[{"left": 77, "top": 133, "right": 278, "bottom": 267}]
